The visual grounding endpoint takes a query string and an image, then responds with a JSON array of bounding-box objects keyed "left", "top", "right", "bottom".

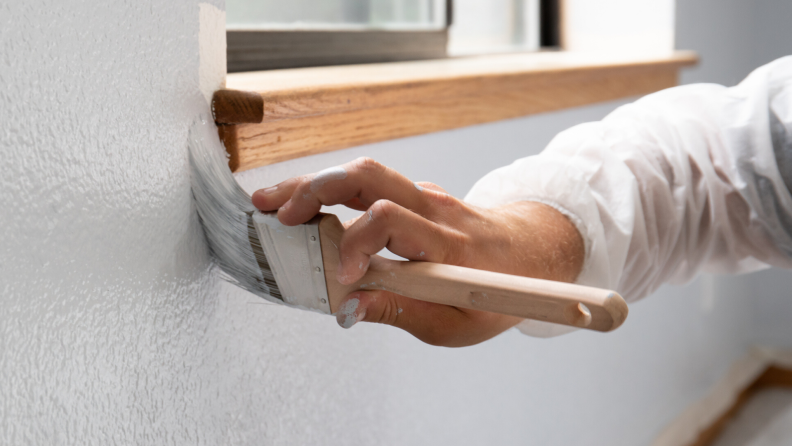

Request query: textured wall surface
[{"left": 1, "top": 0, "right": 790, "bottom": 445}]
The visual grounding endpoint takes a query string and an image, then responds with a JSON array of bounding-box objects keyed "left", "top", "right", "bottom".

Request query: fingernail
[
  {"left": 336, "top": 297, "right": 366, "bottom": 329},
  {"left": 336, "top": 257, "right": 359, "bottom": 284},
  {"left": 357, "top": 258, "right": 370, "bottom": 271},
  {"left": 336, "top": 271, "right": 358, "bottom": 285},
  {"left": 260, "top": 186, "right": 278, "bottom": 195}
]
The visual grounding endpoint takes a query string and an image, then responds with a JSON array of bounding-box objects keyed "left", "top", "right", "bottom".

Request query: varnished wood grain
[
  {"left": 219, "top": 51, "right": 698, "bottom": 172},
  {"left": 317, "top": 213, "right": 628, "bottom": 332},
  {"left": 212, "top": 89, "right": 263, "bottom": 124}
]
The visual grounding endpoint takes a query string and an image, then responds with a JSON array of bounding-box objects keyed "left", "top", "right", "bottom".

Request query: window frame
[
  {"left": 224, "top": 0, "right": 562, "bottom": 72},
  {"left": 226, "top": 0, "right": 453, "bottom": 72},
  {"left": 227, "top": 29, "right": 449, "bottom": 73}
]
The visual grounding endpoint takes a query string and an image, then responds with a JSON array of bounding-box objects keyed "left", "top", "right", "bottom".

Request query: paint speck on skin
[
  {"left": 389, "top": 272, "right": 396, "bottom": 278},
  {"left": 310, "top": 166, "right": 347, "bottom": 193},
  {"left": 303, "top": 193, "right": 312, "bottom": 200},
  {"left": 419, "top": 251, "right": 425, "bottom": 257},
  {"left": 336, "top": 298, "right": 364, "bottom": 329},
  {"left": 398, "top": 308, "right": 403, "bottom": 314},
  {"left": 414, "top": 182, "right": 424, "bottom": 192},
  {"left": 359, "top": 262, "right": 363, "bottom": 269},
  {"left": 367, "top": 209, "right": 373, "bottom": 222}
]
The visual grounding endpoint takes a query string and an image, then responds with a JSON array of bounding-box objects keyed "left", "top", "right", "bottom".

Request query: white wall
[
  {"left": 677, "top": 0, "right": 792, "bottom": 86},
  {"left": 1, "top": 1, "right": 790, "bottom": 445}
]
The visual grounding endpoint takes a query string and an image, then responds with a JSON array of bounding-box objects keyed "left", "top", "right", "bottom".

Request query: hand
[{"left": 252, "top": 158, "right": 584, "bottom": 347}]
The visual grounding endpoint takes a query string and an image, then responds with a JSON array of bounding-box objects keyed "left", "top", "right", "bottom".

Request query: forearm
[{"left": 467, "top": 56, "right": 792, "bottom": 307}]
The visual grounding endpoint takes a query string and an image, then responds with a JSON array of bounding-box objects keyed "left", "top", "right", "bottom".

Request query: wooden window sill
[{"left": 214, "top": 50, "right": 698, "bottom": 172}]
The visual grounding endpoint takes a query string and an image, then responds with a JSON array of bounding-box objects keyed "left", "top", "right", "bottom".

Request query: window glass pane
[
  {"left": 227, "top": 0, "right": 446, "bottom": 30},
  {"left": 449, "top": 0, "right": 540, "bottom": 56}
]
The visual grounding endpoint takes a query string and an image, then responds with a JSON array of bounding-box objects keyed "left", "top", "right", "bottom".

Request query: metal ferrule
[{"left": 251, "top": 212, "right": 331, "bottom": 314}]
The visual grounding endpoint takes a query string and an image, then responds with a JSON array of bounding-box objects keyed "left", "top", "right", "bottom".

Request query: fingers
[
  {"left": 252, "top": 157, "right": 435, "bottom": 225},
  {"left": 335, "top": 291, "right": 523, "bottom": 347},
  {"left": 250, "top": 175, "right": 308, "bottom": 212},
  {"left": 335, "top": 199, "right": 466, "bottom": 284}
]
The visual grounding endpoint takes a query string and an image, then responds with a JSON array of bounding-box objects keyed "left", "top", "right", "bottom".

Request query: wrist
[{"left": 485, "top": 201, "right": 585, "bottom": 283}]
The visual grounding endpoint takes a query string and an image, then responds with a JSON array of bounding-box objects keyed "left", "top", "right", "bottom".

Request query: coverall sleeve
[{"left": 465, "top": 56, "right": 792, "bottom": 337}]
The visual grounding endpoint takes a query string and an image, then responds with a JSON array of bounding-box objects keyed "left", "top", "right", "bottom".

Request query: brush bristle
[{"left": 188, "top": 115, "right": 282, "bottom": 302}]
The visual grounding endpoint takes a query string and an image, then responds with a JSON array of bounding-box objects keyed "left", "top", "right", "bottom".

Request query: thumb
[{"left": 334, "top": 290, "right": 522, "bottom": 347}]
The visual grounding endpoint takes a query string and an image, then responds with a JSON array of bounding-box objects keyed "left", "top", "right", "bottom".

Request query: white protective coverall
[{"left": 465, "top": 56, "right": 792, "bottom": 337}]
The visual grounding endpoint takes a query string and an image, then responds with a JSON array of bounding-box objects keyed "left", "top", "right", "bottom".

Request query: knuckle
[
  {"left": 371, "top": 199, "right": 399, "bottom": 223},
  {"left": 294, "top": 180, "right": 313, "bottom": 199},
  {"left": 432, "top": 190, "right": 458, "bottom": 208},
  {"left": 418, "top": 182, "right": 443, "bottom": 192},
  {"left": 353, "top": 157, "right": 384, "bottom": 176}
]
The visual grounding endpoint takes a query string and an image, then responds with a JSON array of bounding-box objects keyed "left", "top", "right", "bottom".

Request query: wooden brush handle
[{"left": 318, "top": 214, "right": 628, "bottom": 332}]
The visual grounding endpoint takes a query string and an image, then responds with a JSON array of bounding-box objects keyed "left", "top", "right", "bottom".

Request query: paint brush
[{"left": 189, "top": 116, "right": 628, "bottom": 332}]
